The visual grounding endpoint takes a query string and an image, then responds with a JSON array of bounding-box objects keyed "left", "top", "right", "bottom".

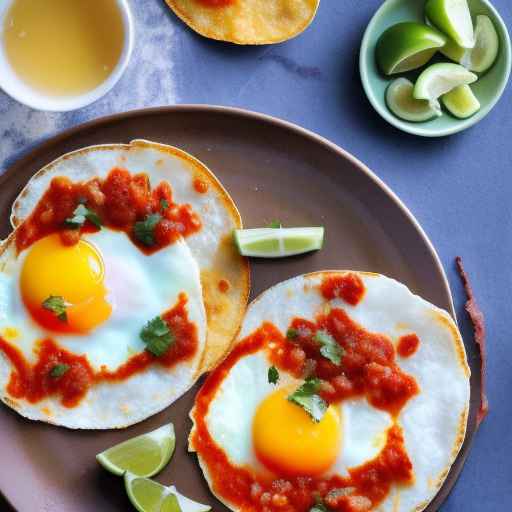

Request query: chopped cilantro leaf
[
  {"left": 268, "top": 366, "right": 280, "bottom": 385},
  {"left": 50, "top": 364, "right": 70, "bottom": 378},
  {"left": 160, "top": 199, "right": 169, "bottom": 211},
  {"left": 65, "top": 204, "right": 102, "bottom": 229},
  {"left": 287, "top": 377, "right": 328, "bottom": 422},
  {"left": 133, "top": 213, "right": 162, "bottom": 247},
  {"left": 42, "top": 295, "right": 67, "bottom": 322},
  {"left": 286, "top": 328, "right": 299, "bottom": 340},
  {"left": 140, "top": 316, "right": 174, "bottom": 357},
  {"left": 314, "top": 330, "right": 344, "bottom": 365},
  {"left": 310, "top": 505, "right": 328, "bottom": 512},
  {"left": 267, "top": 220, "right": 282, "bottom": 229}
]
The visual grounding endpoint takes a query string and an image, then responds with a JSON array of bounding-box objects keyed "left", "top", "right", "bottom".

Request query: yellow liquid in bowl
[{"left": 3, "top": 0, "right": 125, "bottom": 97}]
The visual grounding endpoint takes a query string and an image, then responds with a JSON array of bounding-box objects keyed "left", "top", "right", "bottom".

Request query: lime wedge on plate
[
  {"left": 97, "top": 423, "right": 175, "bottom": 478},
  {"left": 376, "top": 22, "right": 447, "bottom": 75},
  {"left": 442, "top": 84, "right": 481, "bottom": 118},
  {"left": 234, "top": 227, "right": 324, "bottom": 258},
  {"left": 125, "top": 473, "right": 211, "bottom": 512},
  {"left": 442, "top": 15, "right": 499, "bottom": 73},
  {"left": 414, "top": 63, "right": 477, "bottom": 113},
  {"left": 386, "top": 78, "right": 440, "bottom": 122},
  {"left": 425, "top": 0, "right": 474, "bottom": 49}
]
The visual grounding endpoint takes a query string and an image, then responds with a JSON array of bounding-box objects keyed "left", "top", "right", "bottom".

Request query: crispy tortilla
[
  {"left": 10, "top": 140, "right": 250, "bottom": 375},
  {"left": 165, "top": 0, "right": 320, "bottom": 45}
]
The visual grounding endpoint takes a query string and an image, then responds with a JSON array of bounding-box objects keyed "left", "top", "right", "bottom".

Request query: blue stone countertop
[{"left": 0, "top": 1, "right": 511, "bottom": 510}]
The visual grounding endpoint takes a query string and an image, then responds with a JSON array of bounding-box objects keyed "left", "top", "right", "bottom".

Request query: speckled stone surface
[{"left": 1, "top": 1, "right": 511, "bottom": 510}]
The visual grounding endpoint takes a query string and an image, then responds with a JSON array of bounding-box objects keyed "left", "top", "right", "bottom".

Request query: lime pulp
[
  {"left": 234, "top": 227, "right": 324, "bottom": 258},
  {"left": 125, "top": 473, "right": 211, "bottom": 512},
  {"left": 96, "top": 423, "right": 175, "bottom": 478},
  {"left": 442, "top": 84, "right": 481, "bottom": 118},
  {"left": 386, "top": 78, "right": 439, "bottom": 122}
]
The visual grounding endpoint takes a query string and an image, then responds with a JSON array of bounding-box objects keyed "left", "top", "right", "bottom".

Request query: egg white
[
  {"left": 206, "top": 351, "right": 393, "bottom": 479},
  {"left": 0, "top": 229, "right": 206, "bottom": 371}
]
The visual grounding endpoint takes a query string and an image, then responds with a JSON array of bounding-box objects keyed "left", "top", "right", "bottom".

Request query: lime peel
[
  {"left": 376, "top": 22, "right": 447, "bottom": 75},
  {"left": 234, "top": 227, "right": 324, "bottom": 258},
  {"left": 96, "top": 423, "right": 175, "bottom": 478},
  {"left": 425, "top": 0, "right": 475, "bottom": 49}
]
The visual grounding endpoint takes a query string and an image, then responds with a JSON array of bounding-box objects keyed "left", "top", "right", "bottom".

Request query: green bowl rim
[{"left": 359, "top": 0, "right": 512, "bottom": 137}]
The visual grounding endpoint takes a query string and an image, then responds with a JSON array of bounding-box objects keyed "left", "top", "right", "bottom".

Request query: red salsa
[
  {"left": 191, "top": 308, "right": 419, "bottom": 512},
  {"left": 320, "top": 274, "right": 366, "bottom": 306},
  {"left": 0, "top": 294, "right": 198, "bottom": 408},
  {"left": 15, "top": 168, "right": 202, "bottom": 254},
  {"left": 193, "top": 178, "right": 209, "bottom": 194},
  {"left": 397, "top": 334, "right": 420, "bottom": 358}
]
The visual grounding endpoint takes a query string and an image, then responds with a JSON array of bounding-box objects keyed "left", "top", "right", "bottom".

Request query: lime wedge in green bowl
[
  {"left": 413, "top": 63, "right": 477, "bottom": 111},
  {"left": 386, "top": 78, "right": 440, "bottom": 121},
  {"left": 376, "top": 22, "right": 446, "bottom": 75},
  {"left": 442, "top": 84, "right": 481, "bottom": 118},
  {"left": 360, "top": 0, "right": 511, "bottom": 137},
  {"left": 441, "top": 15, "right": 499, "bottom": 73},
  {"left": 425, "top": 0, "right": 475, "bottom": 49}
]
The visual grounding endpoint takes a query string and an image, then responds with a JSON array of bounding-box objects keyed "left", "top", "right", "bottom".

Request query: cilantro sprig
[
  {"left": 286, "top": 328, "right": 299, "bottom": 340},
  {"left": 50, "top": 364, "right": 70, "bottom": 378},
  {"left": 133, "top": 213, "right": 162, "bottom": 247},
  {"left": 42, "top": 295, "right": 68, "bottom": 322},
  {"left": 65, "top": 204, "right": 102, "bottom": 229},
  {"left": 287, "top": 377, "right": 328, "bottom": 423},
  {"left": 268, "top": 366, "right": 280, "bottom": 385},
  {"left": 267, "top": 220, "right": 282, "bottom": 229},
  {"left": 314, "top": 330, "right": 344, "bottom": 365},
  {"left": 160, "top": 199, "right": 169, "bottom": 211},
  {"left": 140, "top": 316, "right": 174, "bottom": 357}
]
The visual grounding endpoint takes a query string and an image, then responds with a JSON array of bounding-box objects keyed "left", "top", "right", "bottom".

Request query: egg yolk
[
  {"left": 252, "top": 387, "right": 341, "bottom": 476},
  {"left": 20, "top": 234, "right": 111, "bottom": 333}
]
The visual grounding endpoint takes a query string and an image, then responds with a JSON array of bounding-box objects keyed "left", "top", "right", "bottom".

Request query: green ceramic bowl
[{"left": 360, "top": 0, "right": 511, "bottom": 137}]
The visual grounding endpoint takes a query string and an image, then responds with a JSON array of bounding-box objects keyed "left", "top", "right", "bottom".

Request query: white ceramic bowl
[{"left": 0, "top": 0, "right": 134, "bottom": 112}]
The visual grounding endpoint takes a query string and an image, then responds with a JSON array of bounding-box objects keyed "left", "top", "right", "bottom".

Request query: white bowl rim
[{"left": 0, "top": 0, "right": 134, "bottom": 112}]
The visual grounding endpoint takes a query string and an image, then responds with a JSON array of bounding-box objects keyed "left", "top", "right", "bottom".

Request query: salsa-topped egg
[
  {"left": 189, "top": 271, "right": 470, "bottom": 512},
  {"left": 0, "top": 140, "right": 249, "bottom": 429}
]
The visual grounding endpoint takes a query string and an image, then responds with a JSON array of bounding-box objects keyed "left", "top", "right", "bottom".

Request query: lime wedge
[
  {"left": 124, "top": 473, "right": 211, "bottom": 512},
  {"left": 125, "top": 473, "right": 170, "bottom": 512},
  {"left": 376, "top": 22, "right": 447, "bottom": 75},
  {"left": 96, "top": 423, "right": 175, "bottom": 478},
  {"left": 425, "top": 0, "right": 474, "bottom": 49},
  {"left": 442, "top": 15, "right": 499, "bottom": 73},
  {"left": 413, "top": 63, "right": 477, "bottom": 113},
  {"left": 386, "top": 78, "right": 440, "bottom": 122},
  {"left": 442, "top": 84, "right": 481, "bottom": 118},
  {"left": 234, "top": 227, "right": 324, "bottom": 258}
]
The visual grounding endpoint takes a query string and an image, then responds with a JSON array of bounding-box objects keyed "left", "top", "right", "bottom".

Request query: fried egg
[
  {"left": 189, "top": 271, "right": 470, "bottom": 512},
  {"left": 10, "top": 140, "right": 250, "bottom": 373},
  {"left": 0, "top": 228, "right": 206, "bottom": 429}
]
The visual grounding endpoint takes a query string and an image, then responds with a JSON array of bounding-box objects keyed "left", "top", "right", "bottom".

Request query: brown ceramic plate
[{"left": 0, "top": 106, "right": 478, "bottom": 512}]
